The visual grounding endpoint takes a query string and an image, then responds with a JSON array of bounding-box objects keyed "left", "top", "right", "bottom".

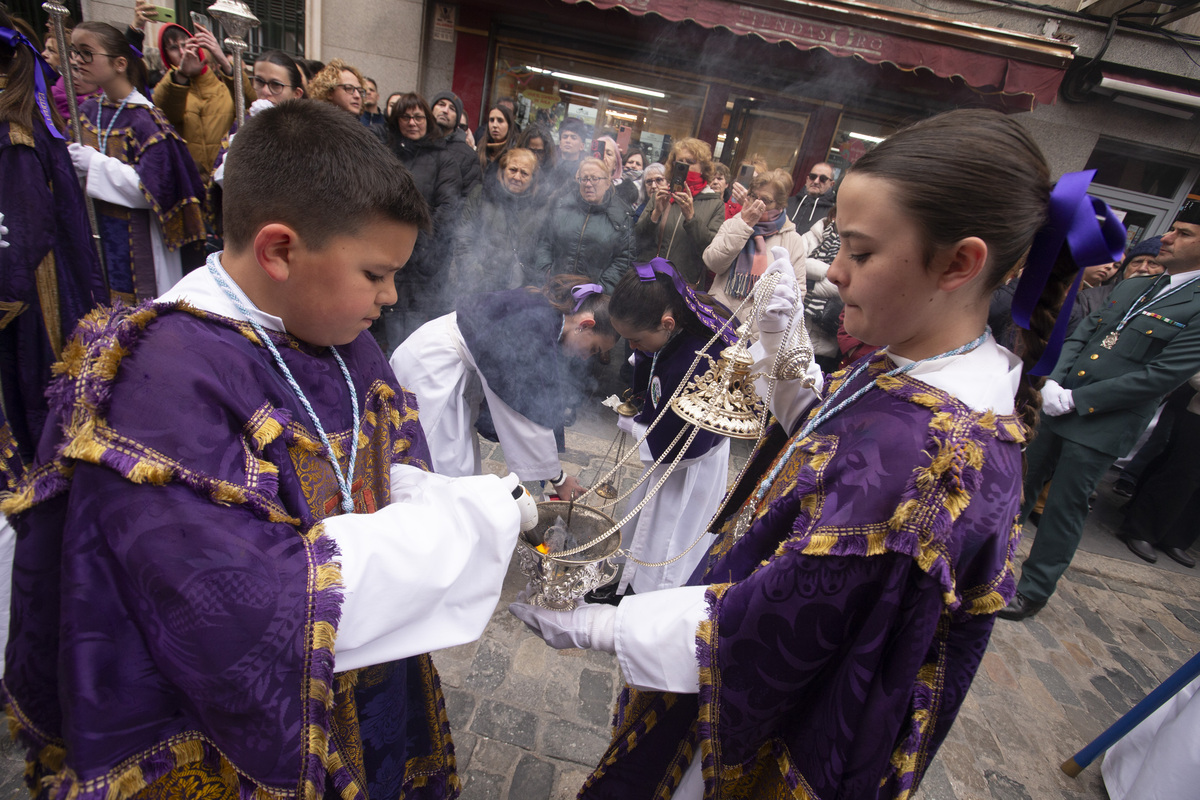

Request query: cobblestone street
[{"left": 1, "top": 398, "right": 1197, "bottom": 800}]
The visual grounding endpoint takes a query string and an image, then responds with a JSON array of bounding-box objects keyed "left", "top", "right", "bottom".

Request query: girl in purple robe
[
  {"left": 513, "top": 109, "right": 1094, "bottom": 799},
  {"left": 607, "top": 259, "right": 737, "bottom": 595},
  {"left": 0, "top": 11, "right": 106, "bottom": 467},
  {"left": 67, "top": 22, "right": 205, "bottom": 302}
]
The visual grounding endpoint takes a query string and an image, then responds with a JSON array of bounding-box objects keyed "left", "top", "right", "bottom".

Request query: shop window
[
  {"left": 1085, "top": 142, "right": 1189, "bottom": 200},
  {"left": 182, "top": 0, "right": 305, "bottom": 57},
  {"left": 492, "top": 44, "right": 705, "bottom": 162},
  {"left": 718, "top": 99, "right": 808, "bottom": 176},
  {"left": 825, "top": 113, "right": 902, "bottom": 176}
]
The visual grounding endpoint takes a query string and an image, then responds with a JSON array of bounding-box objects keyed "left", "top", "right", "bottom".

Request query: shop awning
[{"left": 563, "top": 0, "right": 1075, "bottom": 109}]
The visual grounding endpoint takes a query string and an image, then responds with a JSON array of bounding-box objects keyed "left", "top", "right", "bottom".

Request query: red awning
[{"left": 563, "top": 0, "right": 1075, "bottom": 108}]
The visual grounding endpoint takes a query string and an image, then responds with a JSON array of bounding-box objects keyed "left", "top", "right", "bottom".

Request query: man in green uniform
[{"left": 1002, "top": 202, "right": 1200, "bottom": 620}]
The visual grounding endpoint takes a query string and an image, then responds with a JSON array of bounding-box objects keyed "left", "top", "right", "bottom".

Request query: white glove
[
  {"left": 68, "top": 143, "right": 99, "bottom": 180},
  {"left": 1041, "top": 379, "right": 1076, "bottom": 417},
  {"left": 0, "top": 212, "right": 9, "bottom": 248},
  {"left": 505, "top": 473, "right": 539, "bottom": 533},
  {"left": 617, "top": 412, "right": 635, "bottom": 435},
  {"left": 509, "top": 593, "right": 616, "bottom": 652},
  {"left": 754, "top": 246, "right": 798, "bottom": 335},
  {"left": 248, "top": 98, "right": 275, "bottom": 117}
]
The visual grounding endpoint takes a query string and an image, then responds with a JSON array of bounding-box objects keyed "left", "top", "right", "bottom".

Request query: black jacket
[
  {"left": 454, "top": 172, "right": 545, "bottom": 295},
  {"left": 786, "top": 189, "right": 836, "bottom": 234},
  {"left": 442, "top": 127, "right": 482, "bottom": 198},
  {"left": 387, "top": 134, "right": 463, "bottom": 311},
  {"left": 532, "top": 188, "right": 633, "bottom": 292}
]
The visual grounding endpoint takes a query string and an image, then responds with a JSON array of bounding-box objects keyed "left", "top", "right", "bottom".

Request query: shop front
[{"left": 446, "top": 0, "right": 1074, "bottom": 189}]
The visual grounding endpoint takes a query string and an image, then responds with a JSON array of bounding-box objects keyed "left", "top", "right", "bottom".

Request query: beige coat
[{"left": 702, "top": 214, "right": 811, "bottom": 324}]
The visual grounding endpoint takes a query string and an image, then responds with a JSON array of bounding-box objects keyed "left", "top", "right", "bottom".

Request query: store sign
[
  {"left": 733, "top": 6, "right": 884, "bottom": 57},
  {"left": 522, "top": 89, "right": 562, "bottom": 108},
  {"left": 433, "top": 4, "right": 457, "bottom": 43}
]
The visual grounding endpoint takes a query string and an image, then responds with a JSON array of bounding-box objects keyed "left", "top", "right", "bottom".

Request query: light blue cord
[
  {"left": 752, "top": 329, "right": 992, "bottom": 506},
  {"left": 97, "top": 92, "right": 130, "bottom": 154},
  {"left": 207, "top": 255, "right": 360, "bottom": 514}
]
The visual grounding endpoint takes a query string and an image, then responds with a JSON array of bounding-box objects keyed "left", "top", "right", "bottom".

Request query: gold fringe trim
[
  {"left": 315, "top": 563, "right": 342, "bottom": 592},
  {"left": 252, "top": 417, "right": 284, "bottom": 450},
  {"left": 312, "top": 621, "right": 337, "bottom": 659}
]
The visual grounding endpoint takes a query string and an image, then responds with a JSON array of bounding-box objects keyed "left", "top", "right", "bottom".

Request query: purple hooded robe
[{"left": 581, "top": 353, "right": 1025, "bottom": 799}]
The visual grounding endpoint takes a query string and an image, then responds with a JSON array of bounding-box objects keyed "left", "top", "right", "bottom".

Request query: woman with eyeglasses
[
  {"left": 211, "top": 51, "right": 305, "bottom": 188},
  {"left": 65, "top": 22, "right": 206, "bottom": 301},
  {"left": 308, "top": 59, "right": 365, "bottom": 118},
  {"left": 703, "top": 169, "right": 811, "bottom": 329},
  {"left": 633, "top": 137, "right": 725, "bottom": 288},
  {"left": 531, "top": 157, "right": 633, "bottom": 292},
  {"left": 378, "top": 92, "right": 466, "bottom": 353}
]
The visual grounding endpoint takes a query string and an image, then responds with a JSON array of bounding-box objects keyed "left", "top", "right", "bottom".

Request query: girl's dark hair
[
  {"left": 848, "top": 107, "right": 1062, "bottom": 433},
  {"left": 539, "top": 274, "right": 617, "bottom": 340},
  {"left": 477, "top": 103, "right": 514, "bottom": 167},
  {"left": 0, "top": 11, "right": 66, "bottom": 132},
  {"left": 255, "top": 50, "right": 304, "bottom": 98},
  {"left": 74, "top": 21, "right": 148, "bottom": 94},
  {"left": 610, "top": 268, "right": 730, "bottom": 342},
  {"left": 387, "top": 92, "right": 434, "bottom": 141},
  {"left": 517, "top": 123, "right": 556, "bottom": 171}
]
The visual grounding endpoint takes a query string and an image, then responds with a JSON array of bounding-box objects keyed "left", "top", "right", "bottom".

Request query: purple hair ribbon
[
  {"left": 0, "top": 27, "right": 66, "bottom": 140},
  {"left": 1011, "top": 169, "right": 1126, "bottom": 375},
  {"left": 571, "top": 283, "right": 604, "bottom": 312},
  {"left": 130, "top": 43, "right": 144, "bottom": 59},
  {"left": 634, "top": 258, "right": 737, "bottom": 345}
]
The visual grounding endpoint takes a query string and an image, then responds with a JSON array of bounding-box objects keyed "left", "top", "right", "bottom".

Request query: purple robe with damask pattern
[
  {"left": 2, "top": 302, "right": 460, "bottom": 800},
  {"left": 582, "top": 353, "right": 1025, "bottom": 799},
  {"left": 78, "top": 96, "right": 206, "bottom": 301},
  {"left": 0, "top": 119, "right": 106, "bottom": 467}
]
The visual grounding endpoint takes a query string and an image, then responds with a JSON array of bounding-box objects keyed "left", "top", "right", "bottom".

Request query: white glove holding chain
[
  {"left": 0, "top": 212, "right": 9, "bottom": 249},
  {"left": 617, "top": 411, "right": 635, "bottom": 435},
  {"left": 68, "top": 143, "right": 99, "bottom": 180},
  {"left": 509, "top": 589, "right": 616, "bottom": 652},
  {"left": 1041, "top": 379, "right": 1076, "bottom": 417},
  {"left": 248, "top": 98, "right": 275, "bottom": 118},
  {"left": 753, "top": 246, "right": 798, "bottom": 335}
]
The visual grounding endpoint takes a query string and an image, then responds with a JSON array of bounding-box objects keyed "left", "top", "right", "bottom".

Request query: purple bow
[
  {"left": 0, "top": 27, "right": 65, "bottom": 140},
  {"left": 634, "top": 258, "right": 737, "bottom": 345},
  {"left": 571, "top": 283, "right": 604, "bottom": 312},
  {"left": 1012, "top": 169, "right": 1126, "bottom": 375}
]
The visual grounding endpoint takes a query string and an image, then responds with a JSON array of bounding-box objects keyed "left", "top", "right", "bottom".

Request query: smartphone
[
  {"left": 154, "top": 5, "right": 177, "bottom": 23},
  {"left": 670, "top": 161, "right": 689, "bottom": 192},
  {"left": 736, "top": 163, "right": 756, "bottom": 189},
  {"left": 591, "top": 139, "right": 605, "bottom": 160},
  {"left": 189, "top": 11, "right": 210, "bottom": 31}
]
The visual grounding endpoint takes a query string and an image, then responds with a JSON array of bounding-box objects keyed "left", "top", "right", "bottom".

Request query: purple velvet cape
[
  {"left": 455, "top": 288, "right": 565, "bottom": 430},
  {"left": 1, "top": 303, "right": 461, "bottom": 800},
  {"left": 582, "top": 353, "right": 1025, "bottom": 799},
  {"left": 632, "top": 328, "right": 733, "bottom": 462},
  {"left": 0, "top": 120, "right": 107, "bottom": 465},
  {"left": 78, "top": 96, "right": 206, "bottom": 301}
]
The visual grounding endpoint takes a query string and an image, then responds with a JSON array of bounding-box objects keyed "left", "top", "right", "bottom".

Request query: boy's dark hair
[{"left": 223, "top": 100, "right": 431, "bottom": 251}]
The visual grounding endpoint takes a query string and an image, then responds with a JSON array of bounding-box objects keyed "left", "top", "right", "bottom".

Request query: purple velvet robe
[
  {"left": 1, "top": 303, "right": 460, "bottom": 800},
  {"left": 78, "top": 96, "right": 206, "bottom": 301},
  {"left": 582, "top": 353, "right": 1025, "bottom": 799},
  {"left": 0, "top": 119, "right": 107, "bottom": 466}
]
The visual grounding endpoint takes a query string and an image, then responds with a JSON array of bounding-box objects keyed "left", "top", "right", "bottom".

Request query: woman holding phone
[{"left": 633, "top": 137, "right": 724, "bottom": 287}]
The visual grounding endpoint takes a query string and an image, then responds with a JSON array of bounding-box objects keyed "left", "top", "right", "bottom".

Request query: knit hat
[
  {"left": 559, "top": 116, "right": 588, "bottom": 142},
  {"left": 430, "top": 91, "right": 463, "bottom": 129},
  {"left": 1127, "top": 235, "right": 1162, "bottom": 260}
]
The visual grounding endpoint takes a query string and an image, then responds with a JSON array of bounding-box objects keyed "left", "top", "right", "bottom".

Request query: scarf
[
  {"left": 726, "top": 208, "right": 785, "bottom": 299},
  {"left": 669, "top": 171, "right": 707, "bottom": 203}
]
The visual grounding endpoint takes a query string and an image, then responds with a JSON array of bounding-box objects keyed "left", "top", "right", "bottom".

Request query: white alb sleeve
[
  {"left": 614, "top": 585, "right": 710, "bottom": 693},
  {"left": 324, "top": 464, "right": 520, "bottom": 672},
  {"left": 85, "top": 152, "right": 154, "bottom": 209}
]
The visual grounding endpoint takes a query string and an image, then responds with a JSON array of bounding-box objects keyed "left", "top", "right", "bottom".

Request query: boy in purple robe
[
  {"left": 512, "top": 110, "right": 1122, "bottom": 798},
  {"left": 3, "top": 100, "right": 528, "bottom": 799}
]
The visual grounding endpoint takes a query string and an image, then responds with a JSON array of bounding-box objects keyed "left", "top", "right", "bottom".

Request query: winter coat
[
  {"left": 387, "top": 133, "right": 464, "bottom": 313},
  {"left": 633, "top": 186, "right": 725, "bottom": 286},
  {"left": 453, "top": 173, "right": 543, "bottom": 295},
  {"left": 702, "top": 213, "right": 809, "bottom": 325},
  {"left": 152, "top": 65, "right": 238, "bottom": 177},
  {"left": 531, "top": 188, "right": 633, "bottom": 292},
  {"left": 443, "top": 127, "right": 482, "bottom": 197},
  {"left": 785, "top": 189, "right": 836, "bottom": 234}
]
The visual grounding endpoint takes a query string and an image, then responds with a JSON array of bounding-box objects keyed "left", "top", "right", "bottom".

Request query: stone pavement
[{"left": 1, "top": 397, "right": 1197, "bottom": 800}]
